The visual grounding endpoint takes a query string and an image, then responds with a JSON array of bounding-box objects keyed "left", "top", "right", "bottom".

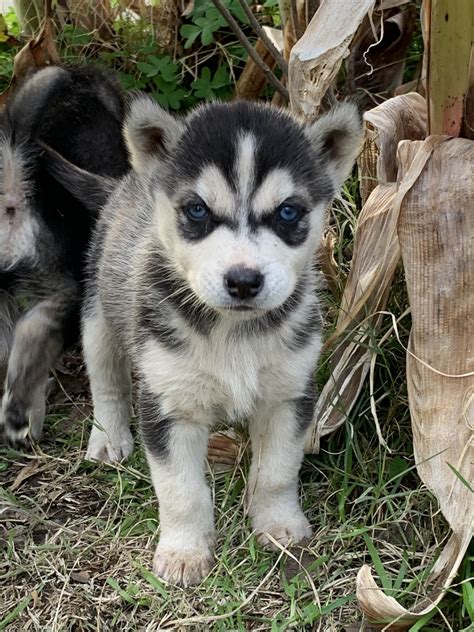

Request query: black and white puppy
[
  {"left": 79, "top": 96, "right": 362, "bottom": 585},
  {"left": 0, "top": 65, "right": 129, "bottom": 444}
]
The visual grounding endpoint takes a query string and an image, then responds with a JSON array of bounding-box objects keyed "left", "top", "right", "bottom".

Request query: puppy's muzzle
[{"left": 224, "top": 266, "right": 264, "bottom": 300}]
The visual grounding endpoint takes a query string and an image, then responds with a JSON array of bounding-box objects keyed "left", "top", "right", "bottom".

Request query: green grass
[{"left": 0, "top": 183, "right": 472, "bottom": 630}]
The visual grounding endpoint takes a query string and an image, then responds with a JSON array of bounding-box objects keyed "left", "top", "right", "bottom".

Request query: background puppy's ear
[
  {"left": 305, "top": 102, "right": 363, "bottom": 193},
  {"left": 124, "top": 95, "right": 184, "bottom": 173}
]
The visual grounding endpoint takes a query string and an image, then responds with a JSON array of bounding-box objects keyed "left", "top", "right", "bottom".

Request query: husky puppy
[
  {"left": 0, "top": 65, "right": 128, "bottom": 444},
  {"left": 80, "top": 96, "right": 362, "bottom": 585}
]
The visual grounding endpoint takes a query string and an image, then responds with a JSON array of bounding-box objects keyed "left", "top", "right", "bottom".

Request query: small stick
[
  {"left": 212, "top": 0, "right": 289, "bottom": 101},
  {"left": 234, "top": 0, "right": 288, "bottom": 75},
  {"left": 290, "top": 0, "right": 304, "bottom": 40}
]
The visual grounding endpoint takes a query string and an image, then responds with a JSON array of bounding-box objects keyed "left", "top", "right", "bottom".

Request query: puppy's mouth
[{"left": 227, "top": 304, "right": 254, "bottom": 311}]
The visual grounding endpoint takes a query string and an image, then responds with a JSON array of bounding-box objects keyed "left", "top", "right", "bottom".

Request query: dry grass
[{"left": 1, "top": 182, "right": 472, "bottom": 631}]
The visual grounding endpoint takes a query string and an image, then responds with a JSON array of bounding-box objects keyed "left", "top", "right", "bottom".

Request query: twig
[
  {"left": 212, "top": 0, "right": 289, "bottom": 101},
  {"left": 234, "top": 0, "right": 288, "bottom": 75},
  {"left": 290, "top": 0, "right": 304, "bottom": 40}
]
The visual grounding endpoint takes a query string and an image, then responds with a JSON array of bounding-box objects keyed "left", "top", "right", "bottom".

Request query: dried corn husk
[
  {"left": 346, "top": 4, "right": 417, "bottom": 108},
  {"left": 288, "top": 0, "right": 376, "bottom": 120},
  {"left": 358, "top": 93, "right": 427, "bottom": 205},
  {"left": 357, "top": 135, "right": 474, "bottom": 628},
  {"left": 305, "top": 183, "right": 398, "bottom": 453},
  {"left": 305, "top": 94, "right": 427, "bottom": 453}
]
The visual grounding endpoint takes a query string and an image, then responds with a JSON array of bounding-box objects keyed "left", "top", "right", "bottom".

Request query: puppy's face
[
  {"left": 125, "top": 100, "right": 361, "bottom": 317},
  {"left": 0, "top": 132, "right": 36, "bottom": 269}
]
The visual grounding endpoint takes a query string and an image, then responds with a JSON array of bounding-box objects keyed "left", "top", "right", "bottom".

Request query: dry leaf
[
  {"left": 358, "top": 93, "right": 427, "bottom": 205},
  {"left": 305, "top": 183, "right": 398, "bottom": 453},
  {"left": 288, "top": 0, "right": 376, "bottom": 120},
  {"left": 346, "top": 5, "right": 417, "bottom": 107},
  {"left": 357, "top": 136, "right": 474, "bottom": 627},
  {"left": 305, "top": 94, "right": 427, "bottom": 454},
  {"left": 208, "top": 430, "right": 242, "bottom": 471},
  {"left": 12, "top": 17, "right": 59, "bottom": 82},
  {"left": 70, "top": 570, "right": 91, "bottom": 584},
  {"left": 10, "top": 459, "right": 41, "bottom": 492}
]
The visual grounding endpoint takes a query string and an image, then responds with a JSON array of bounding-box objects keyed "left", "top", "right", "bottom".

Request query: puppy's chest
[{"left": 142, "top": 327, "right": 291, "bottom": 421}]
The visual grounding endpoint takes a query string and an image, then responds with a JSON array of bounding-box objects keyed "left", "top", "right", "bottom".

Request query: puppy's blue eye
[
  {"left": 278, "top": 205, "right": 301, "bottom": 223},
  {"left": 185, "top": 204, "right": 209, "bottom": 222}
]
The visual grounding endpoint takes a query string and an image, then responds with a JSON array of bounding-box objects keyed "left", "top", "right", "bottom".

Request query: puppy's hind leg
[
  {"left": 83, "top": 299, "right": 133, "bottom": 463},
  {"left": 1, "top": 289, "right": 72, "bottom": 444},
  {"left": 139, "top": 385, "right": 215, "bottom": 586},
  {"left": 0, "top": 291, "right": 19, "bottom": 390}
]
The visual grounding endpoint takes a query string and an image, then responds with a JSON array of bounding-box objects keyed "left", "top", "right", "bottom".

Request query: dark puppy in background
[
  {"left": 60, "top": 95, "right": 362, "bottom": 585},
  {"left": 0, "top": 65, "right": 129, "bottom": 445}
]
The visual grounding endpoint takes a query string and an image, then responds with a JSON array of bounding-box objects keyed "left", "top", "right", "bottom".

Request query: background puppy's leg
[
  {"left": 1, "top": 290, "right": 73, "bottom": 443},
  {"left": 83, "top": 301, "right": 133, "bottom": 462},
  {"left": 0, "top": 291, "right": 19, "bottom": 390},
  {"left": 139, "top": 385, "right": 214, "bottom": 586},
  {"left": 247, "top": 398, "right": 314, "bottom": 549}
]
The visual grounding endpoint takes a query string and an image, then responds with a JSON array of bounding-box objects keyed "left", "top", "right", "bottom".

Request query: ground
[{"left": 0, "top": 332, "right": 471, "bottom": 631}]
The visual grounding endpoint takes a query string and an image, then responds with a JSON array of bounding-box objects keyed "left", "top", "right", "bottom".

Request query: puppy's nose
[
  {"left": 224, "top": 266, "right": 264, "bottom": 300},
  {"left": 5, "top": 206, "right": 15, "bottom": 217}
]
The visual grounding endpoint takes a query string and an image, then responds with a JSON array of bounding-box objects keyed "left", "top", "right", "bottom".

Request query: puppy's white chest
[{"left": 139, "top": 329, "right": 278, "bottom": 422}]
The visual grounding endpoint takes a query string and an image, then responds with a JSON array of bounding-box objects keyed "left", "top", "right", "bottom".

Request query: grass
[{"left": 1, "top": 184, "right": 472, "bottom": 631}]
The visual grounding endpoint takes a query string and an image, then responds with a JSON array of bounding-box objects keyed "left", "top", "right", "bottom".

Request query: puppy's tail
[{"left": 39, "top": 141, "right": 117, "bottom": 214}]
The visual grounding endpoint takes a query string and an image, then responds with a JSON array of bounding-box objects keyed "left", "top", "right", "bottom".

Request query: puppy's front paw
[
  {"left": 86, "top": 425, "right": 134, "bottom": 463},
  {"left": 153, "top": 545, "right": 214, "bottom": 586},
  {"left": 252, "top": 507, "right": 312, "bottom": 550}
]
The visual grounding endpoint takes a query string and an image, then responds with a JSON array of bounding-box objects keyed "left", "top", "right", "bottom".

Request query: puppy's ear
[
  {"left": 124, "top": 95, "right": 184, "bottom": 173},
  {"left": 305, "top": 102, "right": 363, "bottom": 193}
]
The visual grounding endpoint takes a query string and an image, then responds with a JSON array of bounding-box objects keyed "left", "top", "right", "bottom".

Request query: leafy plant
[{"left": 192, "top": 65, "right": 231, "bottom": 99}]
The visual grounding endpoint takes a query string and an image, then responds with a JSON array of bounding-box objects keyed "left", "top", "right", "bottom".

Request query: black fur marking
[
  {"left": 144, "top": 249, "right": 219, "bottom": 336},
  {"left": 294, "top": 377, "right": 317, "bottom": 435},
  {"left": 257, "top": 278, "right": 306, "bottom": 332},
  {"left": 169, "top": 102, "right": 334, "bottom": 206},
  {"left": 287, "top": 302, "right": 323, "bottom": 350},
  {"left": 138, "top": 303, "right": 186, "bottom": 352},
  {"left": 138, "top": 385, "right": 172, "bottom": 458},
  {"left": 177, "top": 210, "right": 219, "bottom": 242},
  {"left": 249, "top": 202, "right": 310, "bottom": 248}
]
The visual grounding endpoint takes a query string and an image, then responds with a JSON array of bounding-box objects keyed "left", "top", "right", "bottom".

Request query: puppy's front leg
[
  {"left": 247, "top": 398, "right": 313, "bottom": 549},
  {"left": 139, "top": 385, "right": 215, "bottom": 586}
]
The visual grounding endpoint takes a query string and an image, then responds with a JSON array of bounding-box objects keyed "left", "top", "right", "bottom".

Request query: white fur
[
  {"left": 194, "top": 165, "right": 235, "bottom": 220},
  {"left": 0, "top": 140, "right": 38, "bottom": 269},
  {"left": 83, "top": 305, "right": 133, "bottom": 462},
  {"left": 252, "top": 168, "right": 296, "bottom": 216}
]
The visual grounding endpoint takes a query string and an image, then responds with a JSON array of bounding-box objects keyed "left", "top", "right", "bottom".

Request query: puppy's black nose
[{"left": 224, "top": 267, "right": 264, "bottom": 300}]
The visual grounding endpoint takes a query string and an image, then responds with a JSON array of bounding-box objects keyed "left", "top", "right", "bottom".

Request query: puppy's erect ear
[
  {"left": 305, "top": 102, "right": 363, "bottom": 193},
  {"left": 124, "top": 95, "right": 184, "bottom": 173}
]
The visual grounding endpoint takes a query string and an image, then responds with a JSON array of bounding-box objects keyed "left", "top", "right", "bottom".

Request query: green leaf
[
  {"left": 106, "top": 577, "right": 137, "bottom": 605},
  {"left": 446, "top": 462, "right": 474, "bottom": 492},
  {"left": 363, "top": 533, "right": 392, "bottom": 592},
  {"left": 137, "top": 61, "right": 160, "bottom": 78},
  {"left": 180, "top": 24, "right": 200, "bottom": 49},
  {"left": 135, "top": 563, "right": 168, "bottom": 597},
  {"left": 462, "top": 577, "right": 474, "bottom": 620}
]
